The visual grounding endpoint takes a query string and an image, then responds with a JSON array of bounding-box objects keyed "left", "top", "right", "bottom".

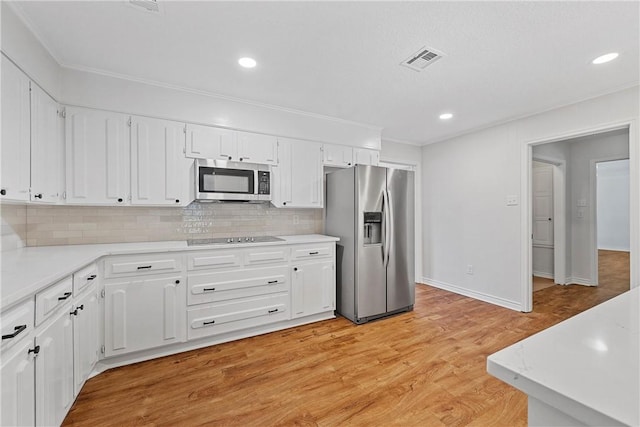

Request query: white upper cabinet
[
  {"left": 273, "top": 138, "right": 323, "bottom": 208},
  {"left": 236, "top": 131, "right": 278, "bottom": 165},
  {"left": 131, "top": 116, "right": 191, "bottom": 206},
  {"left": 1, "top": 56, "right": 31, "bottom": 202},
  {"left": 30, "top": 84, "right": 61, "bottom": 204},
  {"left": 322, "top": 143, "right": 353, "bottom": 168},
  {"left": 65, "top": 107, "right": 130, "bottom": 205},
  {"left": 354, "top": 147, "right": 380, "bottom": 166},
  {"left": 185, "top": 124, "right": 236, "bottom": 160}
]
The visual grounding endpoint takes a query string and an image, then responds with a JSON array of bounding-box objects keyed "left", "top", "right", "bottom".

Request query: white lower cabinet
[
  {"left": 104, "top": 275, "right": 186, "bottom": 357},
  {"left": 0, "top": 339, "right": 36, "bottom": 427},
  {"left": 72, "top": 285, "right": 100, "bottom": 395},
  {"left": 35, "top": 303, "right": 74, "bottom": 427},
  {"left": 292, "top": 261, "right": 336, "bottom": 319}
]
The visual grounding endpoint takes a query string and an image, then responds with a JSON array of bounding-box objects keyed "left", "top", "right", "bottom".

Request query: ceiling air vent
[
  {"left": 129, "top": 0, "right": 160, "bottom": 13},
  {"left": 400, "top": 46, "right": 444, "bottom": 72}
]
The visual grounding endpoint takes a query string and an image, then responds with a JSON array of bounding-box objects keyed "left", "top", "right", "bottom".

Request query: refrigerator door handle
[{"left": 383, "top": 189, "right": 392, "bottom": 268}]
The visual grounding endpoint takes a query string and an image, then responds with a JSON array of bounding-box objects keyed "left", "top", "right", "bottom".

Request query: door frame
[
  {"left": 520, "top": 118, "right": 639, "bottom": 312},
  {"left": 532, "top": 156, "right": 567, "bottom": 285}
]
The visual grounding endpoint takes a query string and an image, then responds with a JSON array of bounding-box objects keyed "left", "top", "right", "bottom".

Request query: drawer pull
[
  {"left": 2, "top": 324, "right": 27, "bottom": 340},
  {"left": 267, "top": 280, "right": 278, "bottom": 284},
  {"left": 58, "top": 292, "right": 72, "bottom": 301},
  {"left": 28, "top": 345, "right": 40, "bottom": 355},
  {"left": 309, "top": 251, "right": 319, "bottom": 255},
  {"left": 268, "top": 308, "right": 279, "bottom": 314},
  {"left": 87, "top": 275, "right": 97, "bottom": 281},
  {"left": 137, "top": 265, "right": 152, "bottom": 270},
  {"left": 203, "top": 287, "right": 216, "bottom": 292},
  {"left": 203, "top": 320, "right": 216, "bottom": 325}
]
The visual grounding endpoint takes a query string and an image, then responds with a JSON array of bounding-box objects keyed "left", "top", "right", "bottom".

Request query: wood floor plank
[{"left": 64, "top": 280, "right": 628, "bottom": 426}]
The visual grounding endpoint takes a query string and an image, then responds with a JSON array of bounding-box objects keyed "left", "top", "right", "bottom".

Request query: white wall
[
  {"left": 597, "top": 159, "right": 630, "bottom": 251},
  {"left": 422, "top": 86, "right": 639, "bottom": 311},
  {"left": 1, "top": 3, "right": 61, "bottom": 98},
  {"left": 380, "top": 140, "right": 423, "bottom": 281}
]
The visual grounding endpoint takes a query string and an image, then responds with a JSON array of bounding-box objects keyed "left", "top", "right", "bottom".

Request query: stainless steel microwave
[{"left": 195, "top": 159, "right": 271, "bottom": 202}]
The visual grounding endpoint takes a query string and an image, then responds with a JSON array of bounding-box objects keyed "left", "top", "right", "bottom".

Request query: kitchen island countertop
[{"left": 487, "top": 286, "right": 639, "bottom": 426}]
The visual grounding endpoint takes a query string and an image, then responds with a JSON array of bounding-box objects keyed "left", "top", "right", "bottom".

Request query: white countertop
[
  {"left": 487, "top": 287, "right": 640, "bottom": 426},
  {"left": 0, "top": 234, "right": 339, "bottom": 311}
]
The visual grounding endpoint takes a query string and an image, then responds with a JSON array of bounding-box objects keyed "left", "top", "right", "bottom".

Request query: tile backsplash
[{"left": 1, "top": 202, "right": 323, "bottom": 248}]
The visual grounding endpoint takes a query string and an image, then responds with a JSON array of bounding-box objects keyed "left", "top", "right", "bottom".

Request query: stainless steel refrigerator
[{"left": 325, "top": 165, "right": 415, "bottom": 324}]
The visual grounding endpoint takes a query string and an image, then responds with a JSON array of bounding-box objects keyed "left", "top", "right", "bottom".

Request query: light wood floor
[{"left": 63, "top": 280, "right": 628, "bottom": 427}]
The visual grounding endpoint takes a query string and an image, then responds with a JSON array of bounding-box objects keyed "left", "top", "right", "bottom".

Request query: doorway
[
  {"left": 527, "top": 127, "right": 632, "bottom": 310},
  {"left": 596, "top": 159, "right": 631, "bottom": 293}
]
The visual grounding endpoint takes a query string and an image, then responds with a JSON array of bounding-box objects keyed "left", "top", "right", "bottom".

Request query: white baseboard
[
  {"left": 533, "top": 271, "right": 554, "bottom": 279},
  {"left": 567, "top": 277, "right": 597, "bottom": 286},
  {"left": 420, "top": 278, "right": 523, "bottom": 312}
]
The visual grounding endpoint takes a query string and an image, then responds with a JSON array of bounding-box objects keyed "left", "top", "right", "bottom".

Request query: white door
[
  {"left": 131, "top": 116, "right": 191, "bottom": 206},
  {"left": 72, "top": 286, "right": 100, "bottom": 395},
  {"left": 65, "top": 107, "right": 130, "bottom": 205},
  {"left": 533, "top": 164, "right": 554, "bottom": 246},
  {"left": 0, "top": 56, "right": 31, "bottom": 202},
  {"left": 35, "top": 307, "right": 74, "bottom": 427},
  {"left": 30, "top": 84, "right": 61, "bottom": 203},
  {"left": 104, "top": 276, "right": 186, "bottom": 357},
  {"left": 185, "top": 124, "right": 236, "bottom": 160},
  {"left": 291, "top": 261, "right": 335, "bottom": 318},
  {"left": 237, "top": 131, "right": 278, "bottom": 165},
  {"left": 0, "top": 340, "right": 36, "bottom": 426}
]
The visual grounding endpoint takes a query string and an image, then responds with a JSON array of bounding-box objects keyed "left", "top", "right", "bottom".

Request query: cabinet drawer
[
  {"left": 187, "top": 251, "right": 242, "bottom": 271},
  {"left": 35, "top": 276, "right": 73, "bottom": 325},
  {"left": 188, "top": 266, "right": 289, "bottom": 305},
  {"left": 104, "top": 254, "right": 182, "bottom": 278},
  {"left": 291, "top": 243, "right": 334, "bottom": 260},
  {"left": 73, "top": 263, "right": 98, "bottom": 295},
  {"left": 244, "top": 248, "right": 288, "bottom": 265},
  {"left": 1, "top": 299, "right": 34, "bottom": 352},
  {"left": 187, "top": 293, "right": 289, "bottom": 340}
]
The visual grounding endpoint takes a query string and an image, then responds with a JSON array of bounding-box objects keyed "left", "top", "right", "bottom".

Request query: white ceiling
[{"left": 10, "top": 1, "right": 640, "bottom": 145}]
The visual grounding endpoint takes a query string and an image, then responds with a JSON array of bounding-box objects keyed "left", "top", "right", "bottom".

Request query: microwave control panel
[{"left": 258, "top": 171, "right": 270, "bottom": 195}]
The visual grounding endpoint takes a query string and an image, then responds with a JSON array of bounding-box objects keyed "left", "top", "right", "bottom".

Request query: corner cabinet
[
  {"left": 65, "top": 107, "right": 130, "bottom": 205},
  {"left": 130, "top": 116, "right": 192, "bottom": 206},
  {"left": 273, "top": 138, "right": 323, "bottom": 208}
]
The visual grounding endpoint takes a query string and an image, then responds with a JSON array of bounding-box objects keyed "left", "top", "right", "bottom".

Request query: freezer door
[
  {"left": 355, "top": 165, "right": 387, "bottom": 319},
  {"left": 386, "top": 168, "right": 415, "bottom": 312}
]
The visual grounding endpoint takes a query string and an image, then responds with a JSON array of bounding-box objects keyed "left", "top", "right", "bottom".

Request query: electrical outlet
[{"left": 466, "top": 264, "right": 474, "bottom": 275}]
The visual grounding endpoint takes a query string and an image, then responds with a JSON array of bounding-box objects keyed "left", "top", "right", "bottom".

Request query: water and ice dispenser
[{"left": 363, "top": 212, "right": 382, "bottom": 245}]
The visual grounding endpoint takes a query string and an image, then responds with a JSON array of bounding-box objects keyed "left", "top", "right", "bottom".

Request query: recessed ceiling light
[
  {"left": 238, "top": 57, "right": 257, "bottom": 68},
  {"left": 592, "top": 52, "right": 619, "bottom": 65},
  {"left": 439, "top": 113, "right": 453, "bottom": 120}
]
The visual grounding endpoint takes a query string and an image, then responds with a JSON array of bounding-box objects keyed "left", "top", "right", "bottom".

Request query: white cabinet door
[
  {"left": 104, "top": 275, "right": 186, "bottom": 357},
  {"left": 273, "top": 138, "right": 323, "bottom": 208},
  {"left": 237, "top": 131, "right": 278, "bottom": 165},
  {"left": 30, "top": 84, "right": 61, "bottom": 203},
  {"left": 354, "top": 148, "right": 380, "bottom": 166},
  {"left": 65, "top": 107, "right": 130, "bottom": 205},
  {"left": 0, "top": 340, "right": 36, "bottom": 427},
  {"left": 131, "top": 116, "right": 191, "bottom": 206},
  {"left": 322, "top": 144, "right": 353, "bottom": 168},
  {"left": 0, "top": 56, "right": 31, "bottom": 202},
  {"left": 35, "top": 306, "right": 74, "bottom": 427},
  {"left": 291, "top": 261, "right": 335, "bottom": 318},
  {"left": 72, "top": 286, "right": 100, "bottom": 396},
  {"left": 185, "top": 124, "right": 236, "bottom": 160}
]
